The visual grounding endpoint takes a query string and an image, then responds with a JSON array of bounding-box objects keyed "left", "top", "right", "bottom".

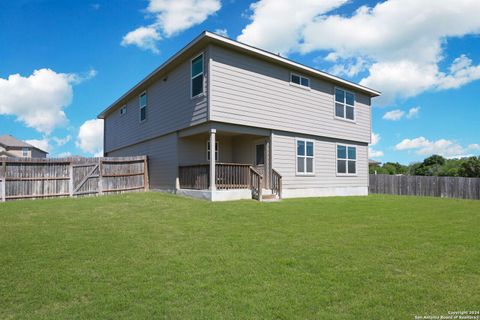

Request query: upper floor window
[
  {"left": 191, "top": 53, "right": 204, "bottom": 98},
  {"left": 207, "top": 141, "right": 218, "bottom": 161},
  {"left": 22, "top": 147, "right": 29, "bottom": 157},
  {"left": 297, "top": 139, "right": 314, "bottom": 174},
  {"left": 291, "top": 73, "right": 310, "bottom": 88},
  {"left": 120, "top": 105, "right": 127, "bottom": 116},
  {"left": 139, "top": 91, "right": 147, "bottom": 122},
  {"left": 335, "top": 88, "right": 355, "bottom": 121},
  {"left": 337, "top": 145, "right": 356, "bottom": 175}
]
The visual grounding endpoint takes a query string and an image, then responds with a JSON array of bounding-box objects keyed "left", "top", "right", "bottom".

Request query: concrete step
[{"left": 261, "top": 194, "right": 279, "bottom": 201}]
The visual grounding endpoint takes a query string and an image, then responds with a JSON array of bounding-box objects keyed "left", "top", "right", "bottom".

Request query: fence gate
[{"left": 1, "top": 156, "right": 148, "bottom": 202}]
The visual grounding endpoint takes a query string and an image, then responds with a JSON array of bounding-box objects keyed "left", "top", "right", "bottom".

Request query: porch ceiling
[{"left": 178, "top": 122, "right": 271, "bottom": 138}]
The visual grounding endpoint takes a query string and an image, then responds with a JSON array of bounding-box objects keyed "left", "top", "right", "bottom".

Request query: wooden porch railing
[
  {"left": 178, "top": 163, "right": 252, "bottom": 190},
  {"left": 250, "top": 166, "right": 263, "bottom": 201},
  {"left": 271, "top": 169, "right": 282, "bottom": 199},
  {"left": 178, "top": 164, "right": 209, "bottom": 190},
  {"left": 215, "top": 163, "right": 251, "bottom": 189},
  {"left": 178, "top": 163, "right": 264, "bottom": 199}
]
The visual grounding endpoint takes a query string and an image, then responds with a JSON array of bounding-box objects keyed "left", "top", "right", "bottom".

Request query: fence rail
[
  {"left": 0, "top": 156, "right": 148, "bottom": 202},
  {"left": 369, "top": 174, "right": 480, "bottom": 200}
]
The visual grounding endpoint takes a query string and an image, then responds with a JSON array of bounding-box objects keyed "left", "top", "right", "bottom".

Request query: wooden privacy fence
[
  {"left": 0, "top": 156, "right": 148, "bottom": 202},
  {"left": 369, "top": 174, "right": 480, "bottom": 200}
]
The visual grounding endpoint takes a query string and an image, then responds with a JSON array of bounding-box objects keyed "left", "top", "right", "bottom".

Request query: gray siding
[
  {"left": 178, "top": 134, "right": 236, "bottom": 165},
  {"left": 31, "top": 149, "right": 47, "bottom": 158},
  {"left": 178, "top": 134, "right": 266, "bottom": 166},
  {"left": 271, "top": 131, "right": 368, "bottom": 189},
  {"left": 104, "top": 50, "right": 209, "bottom": 153},
  {"left": 106, "top": 133, "right": 178, "bottom": 191},
  {"left": 2, "top": 147, "right": 46, "bottom": 158},
  {"left": 209, "top": 45, "right": 371, "bottom": 143}
]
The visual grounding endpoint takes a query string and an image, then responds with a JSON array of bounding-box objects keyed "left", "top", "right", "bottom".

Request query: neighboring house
[
  {"left": 0, "top": 135, "right": 48, "bottom": 158},
  {"left": 98, "top": 31, "right": 380, "bottom": 201}
]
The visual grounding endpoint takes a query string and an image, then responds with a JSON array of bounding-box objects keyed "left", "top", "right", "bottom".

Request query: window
[
  {"left": 120, "top": 105, "right": 127, "bottom": 116},
  {"left": 335, "top": 88, "right": 355, "bottom": 121},
  {"left": 207, "top": 141, "right": 218, "bottom": 161},
  {"left": 139, "top": 92, "right": 147, "bottom": 122},
  {"left": 337, "top": 145, "right": 356, "bottom": 175},
  {"left": 22, "top": 147, "right": 29, "bottom": 157},
  {"left": 191, "top": 53, "right": 204, "bottom": 98},
  {"left": 255, "top": 144, "right": 265, "bottom": 165},
  {"left": 296, "top": 139, "right": 314, "bottom": 174},
  {"left": 291, "top": 73, "right": 310, "bottom": 88}
]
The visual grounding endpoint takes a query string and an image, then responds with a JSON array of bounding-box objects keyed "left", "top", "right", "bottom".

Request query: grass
[{"left": 0, "top": 193, "right": 479, "bottom": 319}]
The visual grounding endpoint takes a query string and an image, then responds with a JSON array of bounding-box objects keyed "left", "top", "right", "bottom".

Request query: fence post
[
  {"left": 69, "top": 162, "right": 74, "bottom": 197},
  {"left": 1, "top": 160, "right": 6, "bottom": 202},
  {"left": 144, "top": 156, "right": 149, "bottom": 191},
  {"left": 98, "top": 158, "right": 103, "bottom": 195}
]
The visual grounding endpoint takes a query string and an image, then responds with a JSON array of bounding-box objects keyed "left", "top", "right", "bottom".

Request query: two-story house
[
  {"left": 98, "top": 31, "right": 380, "bottom": 201},
  {"left": 0, "top": 135, "right": 48, "bottom": 158}
]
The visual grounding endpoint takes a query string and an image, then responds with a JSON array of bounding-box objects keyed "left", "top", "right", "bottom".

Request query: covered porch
[{"left": 176, "top": 123, "right": 281, "bottom": 201}]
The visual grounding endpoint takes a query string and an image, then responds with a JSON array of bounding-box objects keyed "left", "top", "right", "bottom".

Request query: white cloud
[
  {"left": 371, "top": 132, "right": 380, "bottom": 146},
  {"left": 395, "top": 136, "right": 480, "bottom": 158},
  {"left": 122, "top": 0, "right": 221, "bottom": 52},
  {"left": 329, "top": 57, "right": 369, "bottom": 78},
  {"left": 436, "top": 55, "right": 480, "bottom": 90},
  {"left": 360, "top": 61, "right": 439, "bottom": 104},
  {"left": 76, "top": 119, "right": 103, "bottom": 156},
  {"left": 468, "top": 144, "right": 480, "bottom": 150},
  {"left": 0, "top": 69, "right": 93, "bottom": 134},
  {"left": 383, "top": 109, "right": 405, "bottom": 121},
  {"left": 237, "top": 0, "right": 347, "bottom": 56},
  {"left": 239, "top": 0, "right": 480, "bottom": 104},
  {"left": 382, "top": 107, "right": 420, "bottom": 121},
  {"left": 214, "top": 28, "right": 228, "bottom": 37},
  {"left": 25, "top": 138, "right": 51, "bottom": 153},
  {"left": 121, "top": 26, "right": 161, "bottom": 54},
  {"left": 369, "top": 149, "right": 384, "bottom": 158},
  {"left": 368, "top": 132, "right": 383, "bottom": 158},
  {"left": 55, "top": 152, "right": 72, "bottom": 158},
  {"left": 52, "top": 135, "right": 72, "bottom": 146},
  {"left": 148, "top": 0, "right": 221, "bottom": 37},
  {"left": 406, "top": 107, "right": 420, "bottom": 119}
]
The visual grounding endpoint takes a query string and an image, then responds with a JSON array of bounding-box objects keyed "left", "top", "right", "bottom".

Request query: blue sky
[{"left": 0, "top": 0, "right": 479, "bottom": 163}]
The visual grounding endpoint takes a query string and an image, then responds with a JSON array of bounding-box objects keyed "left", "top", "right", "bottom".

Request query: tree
[
  {"left": 459, "top": 156, "right": 480, "bottom": 177},
  {"left": 414, "top": 155, "right": 446, "bottom": 176}
]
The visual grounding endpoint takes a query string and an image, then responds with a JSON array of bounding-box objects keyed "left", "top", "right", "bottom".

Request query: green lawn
[{"left": 0, "top": 193, "right": 479, "bottom": 319}]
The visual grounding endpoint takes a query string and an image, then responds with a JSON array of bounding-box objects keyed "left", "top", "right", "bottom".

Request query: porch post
[{"left": 209, "top": 128, "right": 216, "bottom": 191}]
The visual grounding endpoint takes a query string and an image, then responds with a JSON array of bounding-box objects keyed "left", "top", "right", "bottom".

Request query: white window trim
[
  {"left": 335, "top": 143, "right": 358, "bottom": 176},
  {"left": 295, "top": 138, "right": 315, "bottom": 176},
  {"left": 191, "top": 52, "right": 205, "bottom": 99},
  {"left": 139, "top": 91, "right": 147, "bottom": 123},
  {"left": 333, "top": 87, "right": 356, "bottom": 123},
  {"left": 206, "top": 140, "right": 219, "bottom": 162},
  {"left": 120, "top": 105, "right": 127, "bottom": 116},
  {"left": 22, "top": 147, "right": 29, "bottom": 157},
  {"left": 290, "top": 72, "right": 311, "bottom": 90}
]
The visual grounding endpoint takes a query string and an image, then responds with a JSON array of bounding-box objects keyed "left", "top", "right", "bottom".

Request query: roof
[
  {"left": 0, "top": 135, "right": 48, "bottom": 153},
  {"left": 98, "top": 31, "right": 381, "bottom": 119}
]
